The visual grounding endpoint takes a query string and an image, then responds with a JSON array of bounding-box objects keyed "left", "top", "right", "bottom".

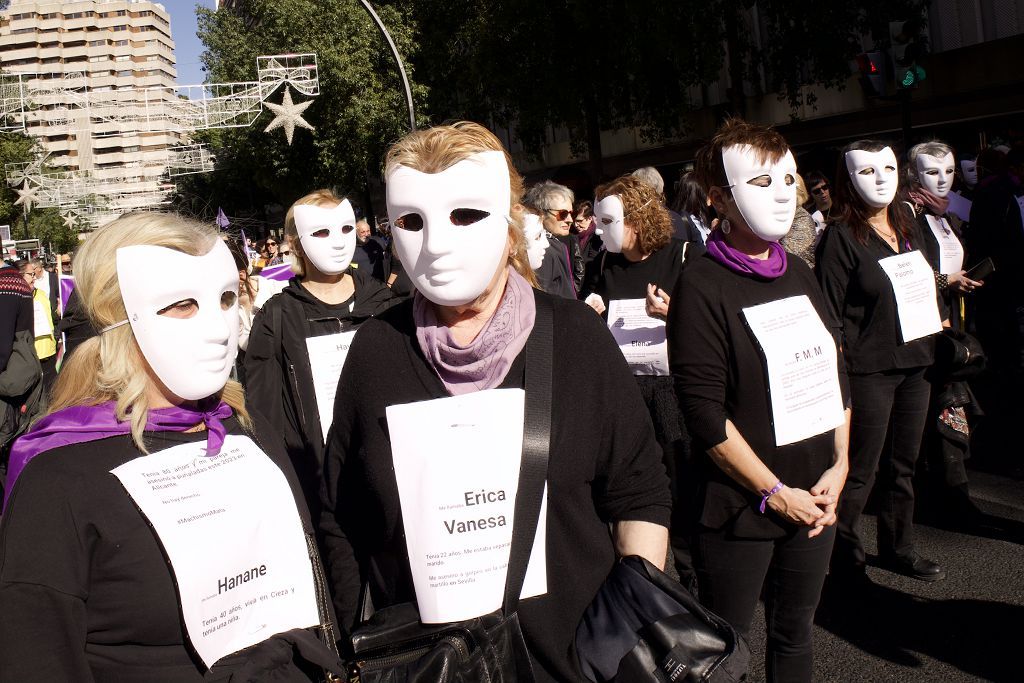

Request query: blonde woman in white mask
[{"left": 245, "top": 190, "right": 397, "bottom": 520}]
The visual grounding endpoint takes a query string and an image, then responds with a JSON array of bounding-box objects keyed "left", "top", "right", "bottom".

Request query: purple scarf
[
  {"left": 706, "top": 229, "right": 788, "bottom": 280},
  {"left": 414, "top": 267, "right": 536, "bottom": 396},
  {"left": 4, "top": 400, "right": 232, "bottom": 511}
]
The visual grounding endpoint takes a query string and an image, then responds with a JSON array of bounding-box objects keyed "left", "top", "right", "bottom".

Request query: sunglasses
[
  {"left": 811, "top": 185, "right": 829, "bottom": 195},
  {"left": 545, "top": 209, "right": 574, "bottom": 222},
  {"left": 60, "top": 261, "right": 71, "bottom": 266}
]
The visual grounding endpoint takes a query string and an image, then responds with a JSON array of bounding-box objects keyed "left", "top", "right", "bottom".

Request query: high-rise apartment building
[{"left": 0, "top": 0, "right": 180, "bottom": 189}]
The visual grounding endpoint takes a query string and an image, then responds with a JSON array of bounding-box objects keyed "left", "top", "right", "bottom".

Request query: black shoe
[{"left": 879, "top": 553, "right": 947, "bottom": 582}]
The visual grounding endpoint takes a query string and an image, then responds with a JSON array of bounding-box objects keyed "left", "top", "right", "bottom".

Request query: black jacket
[{"left": 244, "top": 269, "right": 397, "bottom": 513}]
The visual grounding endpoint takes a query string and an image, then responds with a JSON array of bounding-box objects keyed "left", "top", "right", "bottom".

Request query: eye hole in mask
[
  {"left": 601, "top": 217, "right": 614, "bottom": 225},
  {"left": 394, "top": 213, "right": 424, "bottom": 232},
  {"left": 158, "top": 298, "right": 198, "bottom": 319},
  {"left": 450, "top": 208, "right": 490, "bottom": 226},
  {"left": 221, "top": 291, "right": 237, "bottom": 310}
]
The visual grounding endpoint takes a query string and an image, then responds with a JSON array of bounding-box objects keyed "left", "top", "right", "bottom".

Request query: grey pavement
[{"left": 744, "top": 467, "right": 1024, "bottom": 682}]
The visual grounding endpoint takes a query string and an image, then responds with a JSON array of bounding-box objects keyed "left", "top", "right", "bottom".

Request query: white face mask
[
  {"left": 722, "top": 145, "right": 797, "bottom": 242},
  {"left": 293, "top": 200, "right": 357, "bottom": 275},
  {"left": 845, "top": 147, "right": 899, "bottom": 209},
  {"left": 594, "top": 195, "right": 626, "bottom": 253},
  {"left": 117, "top": 240, "right": 239, "bottom": 401},
  {"left": 916, "top": 152, "right": 955, "bottom": 198},
  {"left": 522, "top": 213, "right": 549, "bottom": 271},
  {"left": 961, "top": 159, "right": 978, "bottom": 188},
  {"left": 387, "top": 150, "right": 512, "bottom": 307}
]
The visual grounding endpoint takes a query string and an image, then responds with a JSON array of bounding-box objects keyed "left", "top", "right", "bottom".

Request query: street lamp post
[{"left": 358, "top": 0, "right": 416, "bottom": 132}]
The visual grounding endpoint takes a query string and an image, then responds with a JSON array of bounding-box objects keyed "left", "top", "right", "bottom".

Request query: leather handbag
[
  {"left": 345, "top": 296, "right": 553, "bottom": 683},
  {"left": 576, "top": 556, "right": 749, "bottom": 683}
]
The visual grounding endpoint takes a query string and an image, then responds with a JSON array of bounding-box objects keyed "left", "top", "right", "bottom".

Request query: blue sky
[{"left": 164, "top": 0, "right": 215, "bottom": 88}]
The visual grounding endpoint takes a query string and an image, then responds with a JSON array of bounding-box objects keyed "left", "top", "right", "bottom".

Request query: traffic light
[
  {"left": 890, "top": 19, "right": 928, "bottom": 89},
  {"left": 856, "top": 51, "right": 886, "bottom": 97}
]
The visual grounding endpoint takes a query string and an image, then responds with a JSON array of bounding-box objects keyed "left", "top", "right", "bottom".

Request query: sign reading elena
[
  {"left": 386, "top": 389, "right": 547, "bottom": 623},
  {"left": 306, "top": 329, "right": 357, "bottom": 440},
  {"left": 606, "top": 298, "right": 669, "bottom": 376},
  {"left": 111, "top": 436, "right": 319, "bottom": 668},
  {"left": 742, "top": 295, "right": 846, "bottom": 446}
]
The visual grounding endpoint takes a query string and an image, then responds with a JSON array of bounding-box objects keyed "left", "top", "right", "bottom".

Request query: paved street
[{"left": 745, "top": 466, "right": 1024, "bottom": 682}]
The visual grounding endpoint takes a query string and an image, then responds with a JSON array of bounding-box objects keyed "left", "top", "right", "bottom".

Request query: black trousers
[
  {"left": 694, "top": 524, "right": 835, "bottom": 683},
  {"left": 833, "top": 367, "right": 931, "bottom": 570}
]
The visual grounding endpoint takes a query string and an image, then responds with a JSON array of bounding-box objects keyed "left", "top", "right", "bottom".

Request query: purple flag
[
  {"left": 258, "top": 263, "right": 295, "bottom": 281},
  {"left": 216, "top": 207, "right": 230, "bottom": 230},
  {"left": 60, "top": 275, "right": 76, "bottom": 312}
]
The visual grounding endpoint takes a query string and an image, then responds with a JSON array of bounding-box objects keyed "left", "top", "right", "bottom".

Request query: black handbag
[
  {"left": 576, "top": 556, "right": 749, "bottom": 683},
  {"left": 345, "top": 296, "right": 553, "bottom": 683}
]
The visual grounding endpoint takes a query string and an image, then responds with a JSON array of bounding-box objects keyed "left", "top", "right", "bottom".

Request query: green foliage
[
  {"left": 185, "top": 0, "right": 427, "bottom": 217},
  {"left": 0, "top": 132, "right": 37, "bottom": 225},
  {"left": 0, "top": 133, "right": 79, "bottom": 252}
]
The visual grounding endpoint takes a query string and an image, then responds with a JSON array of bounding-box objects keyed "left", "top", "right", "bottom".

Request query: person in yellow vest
[{"left": 15, "top": 260, "right": 57, "bottom": 395}]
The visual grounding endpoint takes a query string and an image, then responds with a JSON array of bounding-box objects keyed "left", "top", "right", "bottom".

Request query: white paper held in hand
[
  {"left": 111, "top": 436, "right": 320, "bottom": 668},
  {"left": 877, "top": 250, "right": 943, "bottom": 343},
  {"left": 306, "top": 330, "right": 357, "bottom": 440},
  {"left": 606, "top": 298, "right": 669, "bottom": 376},
  {"left": 742, "top": 295, "right": 846, "bottom": 446},
  {"left": 386, "top": 388, "right": 547, "bottom": 624}
]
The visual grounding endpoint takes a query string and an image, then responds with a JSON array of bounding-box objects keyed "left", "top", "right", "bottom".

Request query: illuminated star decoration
[
  {"left": 263, "top": 86, "right": 314, "bottom": 145},
  {"left": 14, "top": 181, "right": 39, "bottom": 212},
  {"left": 62, "top": 212, "right": 76, "bottom": 230}
]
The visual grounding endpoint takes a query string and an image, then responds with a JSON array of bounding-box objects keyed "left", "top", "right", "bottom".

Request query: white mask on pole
[
  {"left": 386, "top": 150, "right": 512, "bottom": 307},
  {"left": 594, "top": 195, "right": 626, "bottom": 253},
  {"left": 915, "top": 152, "right": 955, "bottom": 198},
  {"left": 522, "top": 213, "right": 549, "bottom": 271},
  {"left": 117, "top": 240, "right": 239, "bottom": 401},
  {"left": 845, "top": 147, "right": 899, "bottom": 209},
  {"left": 960, "top": 159, "right": 978, "bottom": 188},
  {"left": 722, "top": 145, "right": 798, "bottom": 242},
  {"left": 293, "top": 200, "right": 357, "bottom": 275}
]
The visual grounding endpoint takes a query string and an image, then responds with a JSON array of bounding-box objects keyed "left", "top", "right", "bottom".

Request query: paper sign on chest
[
  {"left": 742, "top": 295, "right": 846, "bottom": 446},
  {"left": 606, "top": 299, "right": 668, "bottom": 376},
  {"left": 386, "top": 388, "right": 547, "bottom": 624},
  {"left": 111, "top": 436, "right": 320, "bottom": 668},
  {"left": 306, "top": 328, "right": 357, "bottom": 440},
  {"left": 877, "top": 250, "right": 943, "bottom": 343},
  {"left": 924, "top": 215, "right": 964, "bottom": 275}
]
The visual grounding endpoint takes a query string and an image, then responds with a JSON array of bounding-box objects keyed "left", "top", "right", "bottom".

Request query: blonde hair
[
  {"left": 594, "top": 175, "right": 673, "bottom": 255},
  {"left": 795, "top": 173, "right": 809, "bottom": 206},
  {"left": 384, "top": 121, "right": 538, "bottom": 288},
  {"left": 283, "top": 189, "right": 343, "bottom": 279},
  {"left": 49, "top": 212, "right": 251, "bottom": 452}
]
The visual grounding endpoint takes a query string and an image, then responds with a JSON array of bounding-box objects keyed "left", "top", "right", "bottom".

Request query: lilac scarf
[
  {"left": 706, "top": 229, "right": 788, "bottom": 280},
  {"left": 4, "top": 400, "right": 232, "bottom": 511},
  {"left": 414, "top": 267, "right": 536, "bottom": 396}
]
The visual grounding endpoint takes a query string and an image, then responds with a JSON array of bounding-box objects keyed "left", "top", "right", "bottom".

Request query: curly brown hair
[{"left": 594, "top": 175, "right": 672, "bottom": 256}]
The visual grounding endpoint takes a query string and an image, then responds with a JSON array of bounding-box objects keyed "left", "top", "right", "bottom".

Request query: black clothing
[
  {"left": 57, "top": 288, "right": 97, "bottom": 360},
  {"left": 582, "top": 238, "right": 703, "bottom": 302},
  {"left": 553, "top": 233, "right": 584, "bottom": 294},
  {"left": 669, "top": 252, "right": 848, "bottom": 539},
  {"left": 668, "top": 209, "right": 703, "bottom": 243},
  {"left": 387, "top": 258, "right": 414, "bottom": 299},
  {"left": 577, "top": 230, "right": 604, "bottom": 272},
  {"left": 354, "top": 236, "right": 390, "bottom": 283},
  {"left": 815, "top": 219, "right": 940, "bottom": 374},
  {"left": 0, "top": 415, "right": 333, "bottom": 682},
  {"left": 534, "top": 240, "right": 576, "bottom": 299},
  {"left": 320, "top": 291, "right": 672, "bottom": 683},
  {"left": 834, "top": 368, "right": 931, "bottom": 569},
  {"left": 244, "top": 270, "right": 396, "bottom": 516},
  {"left": 694, "top": 524, "right": 834, "bottom": 682}
]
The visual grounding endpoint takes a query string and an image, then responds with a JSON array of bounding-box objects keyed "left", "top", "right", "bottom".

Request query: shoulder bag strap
[{"left": 503, "top": 293, "right": 553, "bottom": 616}]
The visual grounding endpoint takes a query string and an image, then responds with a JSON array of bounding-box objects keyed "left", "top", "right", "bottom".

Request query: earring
[{"left": 720, "top": 218, "right": 731, "bottom": 235}]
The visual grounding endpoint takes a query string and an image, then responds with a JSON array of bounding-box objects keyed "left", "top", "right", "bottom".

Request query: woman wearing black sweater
[
  {"left": 245, "top": 190, "right": 396, "bottom": 519},
  {"left": 816, "top": 140, "right": 948, "bottom": 584},
  {"left": 0, "top": 213, "right": 341, "bottom": 681},
  {"left": 669, "top": 119, "right": 850, "bottom": 682},
  {"left": 582, "top": 174, "right": 705, "bottom": 592},
  {"left": 320, "top": 122, "right": 670, "bottom": 682}
]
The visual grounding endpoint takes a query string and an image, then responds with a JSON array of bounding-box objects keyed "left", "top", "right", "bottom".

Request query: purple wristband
[{"left": 759, "top": 481, "right": 784, "bottom": 514}]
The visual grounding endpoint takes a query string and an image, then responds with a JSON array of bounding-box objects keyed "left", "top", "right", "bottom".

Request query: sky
[{"left": 163, "top": 0, "right": 215, "bottom": 89}]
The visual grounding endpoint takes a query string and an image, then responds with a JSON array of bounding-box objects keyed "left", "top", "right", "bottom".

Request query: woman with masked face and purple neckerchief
[
  {"left": 668, "top": 119, "right": 851, "bottom": 683},
  {"left": 319, "top": 122, "right": 671, "bottom": 682},
  {"left": 244, "top": 191, "right": 396, "bottom": 522},
  {"left": 816, "top": 140, "right": 950, "bottom": 587},
  {"left": 0, "top": 213, "right": 343, "bottom": 681}
]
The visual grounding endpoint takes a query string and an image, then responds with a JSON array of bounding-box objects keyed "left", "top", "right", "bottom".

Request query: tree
[
  {"left": 0, "top": 132, "right": 38, "bottom": 226},
  {"left": 186, "top": 0, "right": 427, "bottom": 220},
  {"left": 0, "top": 134, "right": 81, "bottom": 253}
]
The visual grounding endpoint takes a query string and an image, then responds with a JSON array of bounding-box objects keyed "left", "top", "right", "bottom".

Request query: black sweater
[
  {"left": 320, "top": 291, "right": 671, "bottom": 683},
  {"left": 582, "top": 238, "right": 704, "bottom": 304},
  {"left": 668, "top": 253, "right": 849, "bottom": 538},
  {"left": 0, "top": 416, "right": 329, "bottom": 682},
  {"left": 815, "top": 220, "right": 940, "bottom": 375},
  {"left": 244, "top": 269, "right": 396, "bottom": 513}
]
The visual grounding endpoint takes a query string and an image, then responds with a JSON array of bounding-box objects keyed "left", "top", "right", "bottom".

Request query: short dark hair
[
  {"left": 695, "top": 118, "right": 791, "bottom": 191},
  {"left": 805, "top": 170, "right": 829, "bottom": 188}
]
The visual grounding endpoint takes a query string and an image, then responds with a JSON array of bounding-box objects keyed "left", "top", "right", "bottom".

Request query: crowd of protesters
[{"left": 0, "top": 116, "right": 1020, "bottom": 683}]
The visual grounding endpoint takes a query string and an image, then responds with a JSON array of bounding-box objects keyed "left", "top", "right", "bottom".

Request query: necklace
[{"left": 871, "top": 225, "right": 897, "bottom": 244}]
